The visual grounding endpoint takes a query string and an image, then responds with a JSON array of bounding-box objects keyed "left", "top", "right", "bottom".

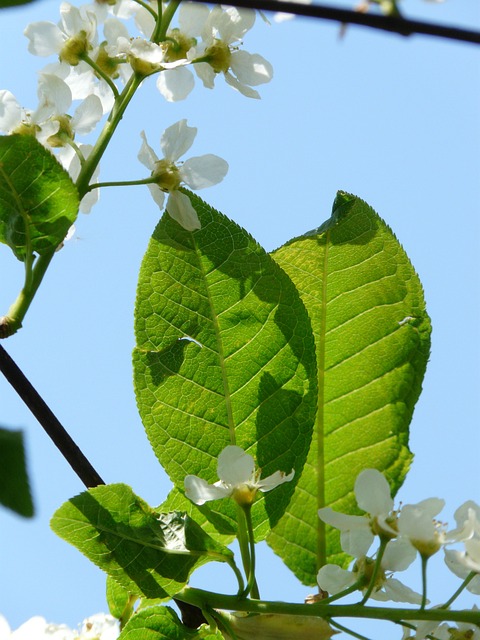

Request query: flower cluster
[
  {"left": 317, "top": 469, "right": 480, "bottom": 611},
  {"left": 0, "top": 2, "right": 270, "bottom": 223},
  {"left": 0, "top": 613, "right": 118, "bottom": 640}
]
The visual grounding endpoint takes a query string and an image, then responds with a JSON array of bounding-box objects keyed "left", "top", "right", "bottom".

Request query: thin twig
[
  {"left": 193, "top": 0, "right": 480, "bottom": 45},
  {"left": 0, "top": 344, "right": 105, "bottom": 489}
]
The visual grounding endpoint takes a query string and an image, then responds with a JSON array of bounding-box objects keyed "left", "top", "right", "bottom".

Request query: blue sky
[{"left": 0, "top": 0, "right": 479, "bottom": 636}]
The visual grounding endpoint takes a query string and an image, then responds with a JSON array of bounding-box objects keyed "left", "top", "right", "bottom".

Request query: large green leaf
[
  {"left": 0, "top": 426, "right": 34, "bottom": 517},
  {"left": 0, "top": 134, "right": 78, "bottom": 260},
  {"left": 51, "top": 484, "right": 233, "bottom": 600},
  {"left": 133, "top": 191, "right": 317, "bottom": 541},
  {"left": 268, "top": 192, "right": 431, "bottom": 584}
]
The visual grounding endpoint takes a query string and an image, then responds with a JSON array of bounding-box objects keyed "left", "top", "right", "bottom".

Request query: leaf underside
[
  {"left": 133, "top": 191, "right": 317, "bottom": 541},
  {"left": 268, "top": 192, "right": 431, "bottom": 585}
]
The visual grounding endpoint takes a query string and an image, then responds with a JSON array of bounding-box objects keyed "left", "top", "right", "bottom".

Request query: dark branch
[
  {"left": 196, "top": 0, "right": 480, "bottom": 45},
  {"left": 0, "top": 344, "right": 105, "bottom": 489}
]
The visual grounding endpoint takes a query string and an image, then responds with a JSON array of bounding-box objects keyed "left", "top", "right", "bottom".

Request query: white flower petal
[
  {"left": 184, "top": 474, "right": 230, "bottom": 505},
  {"left": 179, "top": 2, "right": 209, "bottom": 36},
  {"left": 224, "top": 71, "right": 260, "bottom": 99},
  {"left": 341, "top": 529, "right": 375, "bottom": 557},
  {"left": 161, "top": 119, "right": 196, "bottom": 162},
  {"left": 258, "top": 469, "right": 295, "bottom": 492},
  {"left": 318, "top": 507, "right": 370, "bottom": 532},
  {"left": 156, "top": 67, "right": 195, "bottom": 103},
  {"left": 382, "top": 538, "right": 417, "bottom": 572},
  {"left": 0, "top": 90, "right": 22, "bottom": 132},
  {"left": 194, "top": 62, "right": 216, "bottom": 89},
  {"left": 375, "top": 577, "right": 423, "bottom": 605},
  {"left": 166, "top": 191, "right": 201, "bottom": 231},
  {"left": 147, "top": 184, "right": 166, "bottom": 211},
  {"left": 317, "top": 564, "right": 357, "bottom": 594},
  {"left": 181, "top": 154, "right": 228, "bottom": 189},
  {"left": 355, "top": 469, "right": 394, "bottom": 517},
  {"left": 34, "top": 73, "right": 72, "bottom": 122},
  {"left": 138, "top": 130, "right": 158, "bottom": 170},
  {"left": 24, "top": 21, "right": 65, "bottom": 56},
  {"left": 217, "top": 445, "right": 255, "bottom": 486},
  {"left": 230, "top": 50, "right": 273, "bottom": 86},
  {"left": 72, "top": 95, "right": 103, "bottom": 134}
]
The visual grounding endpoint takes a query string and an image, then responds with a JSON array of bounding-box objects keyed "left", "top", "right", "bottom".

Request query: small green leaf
[
  {"left": 51, "top": 484, "right": 233, "bottom": 600},
  {"left": 118, "top": 605, "right": 224, "bottom": 640},
  {"left": 268, "top": 192, "right": 431, "bottom": 584},
  {"left": 106, "top": 577, "right": 135, "bottom": 622},
  {"left": 133, "top": 191, "right": 317, "bottom": 540},
  {"left": 0, "top": 134, "right": 79, "bottom": 260},
  {"left": 0, "top": 426, "right": 34, "bottom": 517}
]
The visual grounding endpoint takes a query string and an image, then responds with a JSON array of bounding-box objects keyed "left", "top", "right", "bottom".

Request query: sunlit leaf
[
  {"left": 51, "top": 484, "right": 232, "bottom": 599},
  {"left": 268, "top": 192, "right": 431, "bottom": 584},
  {"left": 133, "top": 191, "right": 317, "bottom": 540},
  {"left": 0, "top": 135, "right": 78, "bottom": 260}
]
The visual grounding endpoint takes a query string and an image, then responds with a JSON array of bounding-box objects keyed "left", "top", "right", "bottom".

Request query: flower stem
[
  {"left": 239, "top": 505, "right": 259, "bottom": 599},
  {"left": 360, "top": 538, "right": 388, "bottom": 604},
  {"left": 84, "top": 177, "right": 157, "bottom": 193},
  {"left": 329, "top": 618, "right": 374, "bottom": 640},
  {"left": 440, "top": 571, "right": 476, "bottom": 609},
  {"left": 420, "top": 554, "right": 428, "bottom": 610},
  {"left": 81, "top": 53, "right": 120, "bottom": 100},
  {"left": 75, "top": 72, "right": 143, "bottom": 199}
]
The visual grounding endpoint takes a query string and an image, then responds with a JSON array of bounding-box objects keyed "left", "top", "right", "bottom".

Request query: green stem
[
  {"left": 420, "top": 555, "right": 428, "bottom": 610},
  {"left": 81, "top": 53, "right": 120, "bottom": 99},
  {"left": 1, "top": 249, "right": 56, "bottom": 338},
  {"left": 227, "top": 557, "right": 246, "bottom": 595},
  {"left": 236, "top": 504, "right": 252, "bottom": 594},
  {"left": 360, "top": 538, "right": 388, "bottom": 604},
  {"left": 441, "top": 571, "right": 477, "bottom": 609},
  {"left": 84, "top": 177, "right": 157, "bottom": 193},
  {"left": 240, "top": 505, "right": 259, "bottom": 599},
  {"left": 153, "top": 0, "right": 181, "bottom": 42},
  {"left": 329, "top": 618, "right": 374, "bottom": 640},
  {"left": 75, "top": 72, "right": 143, "bottom": 199},
  {"left": 175, "top": 586, "right": 480, "bottom": 625}
]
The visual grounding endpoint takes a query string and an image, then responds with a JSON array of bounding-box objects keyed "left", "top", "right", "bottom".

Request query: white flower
[
  {"left": 444, "top": 501, "right": 480, "bottom": 594},
  {"left": 397, "top": 498, "right": 449, "bottom": 558},
  {"left": 79, "top": 613, "right": 119, "bottom": 639},
  {"left": 0, "top": 71, "right": 71, "bottom": 140},
  {"left": 138, "top": 119, "right": 228, "bottom": 231},
  {"left": 24, "top": 2, "right": 98, "bottom": 65},
  {"left": 317, "top": 538, "right": 421, "bottom": 604},
  {"left": 184, "top": 445, "right": 295, "bottom": 506},
  {"left": 318, "top": 469, "right": 397, "bottom": 557},
  {"left": 154, "top": 3, "right": 209, "bottom": 102},
  {"left": 192, "top": 6, "right": 273, "bottom": 99},
  {"left": 0, "top": 613, "right": 118, "bottom": 639}
]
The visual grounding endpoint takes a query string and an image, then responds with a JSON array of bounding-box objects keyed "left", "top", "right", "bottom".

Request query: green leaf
[
  {"left": 106, "top": 576, "right": 135, "bottom": 622},
  {"left": 0, "top": 134, "right": 79, "bottom": 261},
  {"left": 51, "top": 484, "right": 233, "bottom": 600},
  {"left": 0, "top": 426, "right": 34, "bottom": 517},
  {"left": 118, "top": 605, "right": 223, "bottom": 640},
  {"left": 268, "top": 192, "right": 431, "bottom": 584},
  {"left": 133, "top": 191, "right": 317, "bottom": 540}
]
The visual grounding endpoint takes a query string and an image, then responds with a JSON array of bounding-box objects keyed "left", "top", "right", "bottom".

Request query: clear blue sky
[{"left": 0, "top": 0, "right": 479, "bottom": 636}]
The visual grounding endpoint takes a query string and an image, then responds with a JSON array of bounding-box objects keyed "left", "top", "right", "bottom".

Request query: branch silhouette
[
  {"left": 193, "top": 0, "right": 480, "bottom": 45},
  {"left": 0, "top": 344, "right": 104, "bottom": 489}
]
